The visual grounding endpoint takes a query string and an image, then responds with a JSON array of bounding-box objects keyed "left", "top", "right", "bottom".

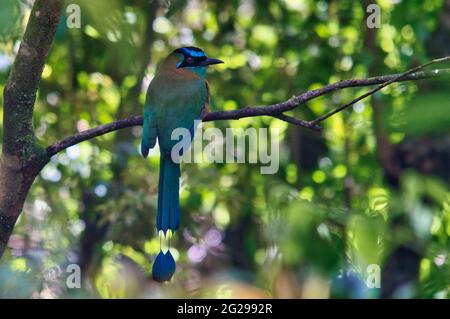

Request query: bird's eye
[{"left": 186, "top": 56, "right": 194, "bottom": 63}]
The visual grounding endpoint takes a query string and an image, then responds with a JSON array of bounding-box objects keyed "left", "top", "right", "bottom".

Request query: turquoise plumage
[{"left": 141, "top": 47, "right": 222, "bottom": 282}]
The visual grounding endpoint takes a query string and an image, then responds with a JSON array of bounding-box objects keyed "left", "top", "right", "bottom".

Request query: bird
[{"left": 141, "top": 46, "right": 223, "bottom": 282}]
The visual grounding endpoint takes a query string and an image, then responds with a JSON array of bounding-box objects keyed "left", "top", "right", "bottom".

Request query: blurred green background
[{"left": 0, "top": 0, "right": 449, "bottom": 298}]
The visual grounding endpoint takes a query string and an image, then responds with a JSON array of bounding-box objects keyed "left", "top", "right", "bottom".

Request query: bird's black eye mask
[
  {"left": 176, "top": 55, "right": 207, "bottom": 69},
  {"left": 174, "top": 47, "right": 224, "bottom": 68}
]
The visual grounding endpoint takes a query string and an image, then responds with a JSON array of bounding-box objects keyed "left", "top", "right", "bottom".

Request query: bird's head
[{"left": 164, "top": 46, "right": 223, "bottom": 79}]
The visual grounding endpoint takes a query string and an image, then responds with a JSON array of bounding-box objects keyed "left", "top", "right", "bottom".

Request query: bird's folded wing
[{"left": 201, "top": 80, "right": 210, "bottom": 119}]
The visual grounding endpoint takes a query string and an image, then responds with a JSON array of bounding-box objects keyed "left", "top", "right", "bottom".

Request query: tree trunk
[{"left": 0, "top": 0, "right": 63, "bottom": 258}]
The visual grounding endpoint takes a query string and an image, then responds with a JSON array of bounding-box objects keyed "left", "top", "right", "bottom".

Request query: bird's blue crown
[
  {"left": 174, "top": 46, "right": 206, "bottom": 69},
  {"left": 172, "top": 46, "right": 223, "bottom": 77},
  {"left": 175, "top": 46, "right": 206, "bottom": 58}
]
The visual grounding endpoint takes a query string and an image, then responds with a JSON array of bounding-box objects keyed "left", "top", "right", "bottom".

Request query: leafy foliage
[{"left": 0, "top": 0, "right": 448, "bottom": 298}]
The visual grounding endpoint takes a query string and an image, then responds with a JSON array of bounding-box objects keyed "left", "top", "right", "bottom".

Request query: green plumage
[
  {"left": 142, "top": 47, "right": 222, "bottom": 282},
  {"left": 141, "top": 53, "right": 208, "bottom": 234}
]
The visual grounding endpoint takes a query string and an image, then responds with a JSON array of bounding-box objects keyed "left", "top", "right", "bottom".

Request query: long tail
[
  {"left": 152, "top": 152, "right": 180, "bottom": 282},
  {"left": 157, "top": 152, "right": 180, "bottom": 236}
]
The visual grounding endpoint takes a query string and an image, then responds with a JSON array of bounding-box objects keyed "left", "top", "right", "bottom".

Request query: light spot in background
[
  {"left": 107, "top": 31, "right": 121, "bottom": 43},
  {"left": 318, "top": 157, "right": 332, "bottom": 169},
  {"left": 58, "top": 187, "right": 70, "bottom": 199},
  {"left": 237, "top": 0, "right": 255, "bottom": 18},
  {"left": 179, "top": 27, "right": 194, "bottom": 46},
  {"left": 389, "top": 132, "right": 405, "bottom": 144},
  {"left": 328, "top": 36, "right": 340, "bottom": 48},
  {"left": 8, "top": 235, "right": 25, "bottom": 257},
  {"left": 125, "top": 11, "right": 137, "bottom": 25},
  {"left": 141, "top": 74, "right": 153, "bottom": 92},
  {"left": 13, "top": 41, "right": 20, "bottom": 54},
  {"left": 34, "top": 199, "right": 50, "bottom": 214},
  {"left": 153, "top": 16, "right": 171, "bottom": 34},
  {"left": 188, "top": 244, "right": 207, "bottom": 263},
  {"left": 333, "top": 164, "right": 347, "bottom": 179},
  {"left": 286, "top": 164, "right": 297, "bottom": 183},
  {"left": 77, "top": 119, "right": 89, "bottom": 132},
  {"left": 204, "top": 228, "right": 222, "bottom": 247},
  {"left": 69, "top": 220, "right": 86, "bottom": 236},
  {"left": 410, "top": 205, "right": 433, "bottom": 239},
  {"left": 0, "top": 54, "right": 13, "bottom": 72},
  {"left": 307, "top": 44, "right": 320, "bottom": 57},
  {"left": 282, "top": 0, "right": 307, "bottom": 12},
  {"left": 401, "top": 44, "right": 413, "bottom": 56},
  {"left": 11, "top": 258, "right": 27, "bottom": 272},
  {"left": 213, "top": 204, "right": 230, "bottom": 228},
  {"left": 94, "top": 184, "right": 107, "bottom": 197},
  {"left": 46, "top": 92, "right": 60, "bottom": 106},
  {"left": 434, "top": 254, "right": 446, "bottom": 267},
  {"left": 254, "top": 248, "right": 266, "bottom": 265},
  {"left": 340, "top": 56, "right": 353, "bottom": 71},
  {"left": 353, "top": 101, "right": 365, "bottom": 113},
  {"left": 266, "top": 246, "right": 279, "bottom": 262},
  {"left": 41, "top": 164, "right": 62, "bottom": 182},
  {"left": 131, "top": 126, "right": 141, "bottom": 138},
  {"left": 214, "top": 283, "right": 233, "bottom": 298},
  {"left": 203, "top": 30, "right": 215, "bottom": 41},
  {"left": 153, "top": 39, "right": 166, "bottom": 52},
  {"left": 35, "top": 120, "right": 48, "bottom": 139},
  {"left": 66, "top": 145, "right": 80, "bottom": 159},
  {"left": 102, "top": 241, "right": 114, "bottom": 252},
  {"left": 299, "top": 186, "right": 314, "bottom": 201},
  {"left": 90, "top": 72, "right": 104, "bottom": 84},
  {"left": 317, "top": 223, "right": 331, "bottom": 240},
  {"left": 301, "top": 273, "right": 330, "bottom": 298},
  {"left": 57, "top": 153, "right": 70, "bottom": 166},
  {"left": 251, "top": 25, "right": 277, "bottom": 47},
  {"left": 247, "top": 52, "right": 262, "bottom": 70},
  {"left": 312, "top": 170, "right": 326, "bottom": 183},
  {"left": 84, "top": 25, "right": 100, "bottom": 39},
  {"left": 220, "top": 175, "right": 233, "bottom": 187},
  {"left": 434, "top": 290, "right": 448, "bottom": 299},
  {"left": 78, "top": 163, "right": 91, "bottom": 179},
  {"left": 317, "top": 0, "right": 328, "bottom": 12},
  {"left": 42, "top": 64, "right": 52, "bottom": 79}
]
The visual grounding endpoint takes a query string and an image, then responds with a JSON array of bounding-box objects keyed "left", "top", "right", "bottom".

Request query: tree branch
[
  {"left": 273, "top": 114, "right": 323, "bottom": 131},
  {"left": 47, "top": 61, "right": 450, "bottom": 157},
  {"left": 47, "top": 115, "right": 143, "bottom": 157},
  {"left": 311, "top": 56, "right": 450, "bottom": 124}
]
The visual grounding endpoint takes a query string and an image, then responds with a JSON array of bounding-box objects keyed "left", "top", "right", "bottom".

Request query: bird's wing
[
  {"left": 201, "top": 80, "right": 211, "bottom": 119},
  {"left": 141, "top": 90, "right": 158, "bottom": 158},
  {"left": 189, "top": 80, "right": 210, "bottom": 140}
]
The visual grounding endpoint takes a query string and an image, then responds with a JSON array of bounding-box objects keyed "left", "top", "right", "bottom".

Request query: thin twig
[
  {"left": 273, "top": 114, "right": 323, "bottom": 132},
  {"left": 310, "top": 57, "right": 450, "bottom": 124}
]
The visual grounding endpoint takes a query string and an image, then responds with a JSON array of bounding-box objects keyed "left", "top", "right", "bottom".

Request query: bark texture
[{"left": 0, "top": 0, "right": 63, "bottom": 258}]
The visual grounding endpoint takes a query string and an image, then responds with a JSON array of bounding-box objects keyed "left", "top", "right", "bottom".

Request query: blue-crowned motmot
[{"left": 141, "top": 47, "right": 223, "bottom": 282}]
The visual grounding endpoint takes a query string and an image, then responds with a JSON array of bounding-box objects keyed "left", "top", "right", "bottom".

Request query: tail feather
[
  {"left": 170, "top": 169, "right": 180, "bottom": 229},
  {"left": 157, "top": 153, "right": 180, "bottom": 234}
]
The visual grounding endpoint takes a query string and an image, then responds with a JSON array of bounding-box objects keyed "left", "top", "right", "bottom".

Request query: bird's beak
[{"left": 200, "top": 57, "right": 224, "bottom": 66}]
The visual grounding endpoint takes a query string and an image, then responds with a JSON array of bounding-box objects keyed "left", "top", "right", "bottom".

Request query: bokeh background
[{"left": 0, "top": 0, "right": 449, "bottom": 298}]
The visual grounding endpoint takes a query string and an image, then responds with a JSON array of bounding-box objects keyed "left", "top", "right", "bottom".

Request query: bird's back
[{"left": 148, "top": 72, "right": 207, "bottom": 151}]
